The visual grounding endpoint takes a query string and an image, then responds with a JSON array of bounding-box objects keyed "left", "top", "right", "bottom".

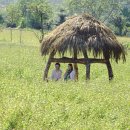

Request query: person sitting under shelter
[
  {"left": 51, "top": 63, "right": 62, "bottom": 81},
  {"left": 64, "top": 64, "right": 75, "bottom": 81}
]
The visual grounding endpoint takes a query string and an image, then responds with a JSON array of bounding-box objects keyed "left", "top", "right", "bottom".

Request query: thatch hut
[{"left": 41, "top": 14, "right": 126, "bottom": 81}]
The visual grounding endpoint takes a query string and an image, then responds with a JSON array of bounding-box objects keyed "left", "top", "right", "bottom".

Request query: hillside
[
  {"left": 0, "top": 0, "right": 17, "bottom": 5},
  {"left": 0, "top": 0, "right": 62, "bottom": 5},
  {"left": 49, "top": 0, "right": 63, "bottom": 4}
]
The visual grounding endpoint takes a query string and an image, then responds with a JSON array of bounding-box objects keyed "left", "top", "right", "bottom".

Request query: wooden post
[
  {"left": 106, "top": 60, "right": 113, "bottom": 80},
  {"left": 82, "top": 49, "right": 90, "bottom": 80},
  {"left": 73, "top": 50, "right": 78, "bottom": 81},
  {"left": 43, "top": 51, "right": 55, "bottom": 80},
  {"left": 103, "top": 51, "right": 114, "bottom": 80},
  {"left": 20, "top": 29, "right": 22, "bottom": 44},
  {"left": 82, "top": 49, "right": 88, "bottom": 59},
  {"left": 10, "top": 28, "right": 12, "bottom": 42},
  {"left": 86, "top": 61, "right": 90, "bottom": 80},
  {"left": 74, "top": 63, "right": 78, "bottom": 80}
]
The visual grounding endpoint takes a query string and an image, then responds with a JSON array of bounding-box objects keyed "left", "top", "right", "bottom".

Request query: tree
[
  {"left": 16, "top": 0, "right": 53, "bottom": 40},
  {"left": 110, "top": 1, "right": 130, "bottom": 35},
  {"left": 64, "top": 0, "right": 127, "bottom": 22},
  {"left": 6, "top": 4, "right": 21, "bottom": 27},
  {"left": 113, "top": 16, "right": 126, "bottom": 35},
  {"left": 122, "top": 6, "right": 130, "bottom": 26},
  {"left": 0, "top": 14, "right": 4, "bottom": 24},
  {"left": 57, "top": 9, "right": 67, "bottom": 25},
  {"left": 63, "top": 0, "right": 130, "bottom": 35},
  {"left": 28, "top": 0, "right": 53, "bottom": 39}
]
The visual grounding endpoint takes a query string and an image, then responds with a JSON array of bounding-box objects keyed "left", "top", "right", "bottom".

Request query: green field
[{"left": 0, "top": 30, "right": 130, "bottom": 130}]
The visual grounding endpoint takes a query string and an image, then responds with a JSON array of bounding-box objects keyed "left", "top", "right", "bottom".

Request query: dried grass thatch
[{"left": 41, "top": 14, "right": 126, "bottom": 62}]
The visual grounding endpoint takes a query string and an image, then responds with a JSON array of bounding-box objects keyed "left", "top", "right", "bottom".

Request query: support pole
[
  {"left": 43, "top": 51, "right": 55, "bottom": 81},
  {"left": 73, "top": 50, "right": 78, "bottom": 81},
  {"left": 86, "top": 62, "right": 90, "bottom": 80},
  {"left": 82, "top": 49, "right": 88, "bottom": 59},
  {"left": 82, "top": 49, "right": 90, "bottom": 80},
  {"left": 10, "top": 28, "right": 12, "bottom": 42},
  {"left": 20, "top": 29, "right": 22, "bottom": 44},
  {"left": 103, "top": 51, "right": 114, "bottom": 80},
  {"left": 106, "top": 60, "right": 113, "bottom": 80}
]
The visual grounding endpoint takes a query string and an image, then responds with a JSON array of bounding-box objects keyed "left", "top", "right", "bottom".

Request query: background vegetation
[{"left": 0, "top": 0, "right": 130, "bottom": 36}]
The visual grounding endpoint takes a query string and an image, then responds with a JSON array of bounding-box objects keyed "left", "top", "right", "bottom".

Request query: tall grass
[
  {"left": 0, "top": 32, "right": 130, "bottom": 129},
  {"left": 0, "top": 28, "right": 40, "bottom": 46}
]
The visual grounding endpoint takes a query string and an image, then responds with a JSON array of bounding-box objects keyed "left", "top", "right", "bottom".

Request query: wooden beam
[
  {"left": 43, "top": 50, "right": 56, "bottom": 80},
  {"left": 51, "top": 57, "right": 107, "bottom": 64}
]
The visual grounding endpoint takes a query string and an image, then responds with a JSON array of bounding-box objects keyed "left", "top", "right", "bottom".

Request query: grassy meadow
[{"left": 0, "top": 29, "right": 130, "bottom": 130}]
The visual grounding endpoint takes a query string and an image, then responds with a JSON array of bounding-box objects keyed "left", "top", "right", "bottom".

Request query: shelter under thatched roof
[{"left": 41, "top": 14, "right": 126, "bottom": 81}]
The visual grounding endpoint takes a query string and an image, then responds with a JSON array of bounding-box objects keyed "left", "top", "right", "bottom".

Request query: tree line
[{"left": 0, "top": 0, "right": 130, "bottom": 36}]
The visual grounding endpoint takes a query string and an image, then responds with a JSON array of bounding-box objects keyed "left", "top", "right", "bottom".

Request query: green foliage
[
  {"left": 19, "top": 17, "right": 26, "bottom": 28},
  {"left": 0, "top": 0, "right": 130, "bottom": 36},
  {"left": 57, "top": 9, "right": 67, "bottom": 25},
  {"left": 112, "top": 16, "right": 126, "bottom": 36},
  {"left": 17, "top": 0, "right": 53, "bottom": 30},
  {"left": 63, "top": 0, "right": 130, "bottom": 36},
  {"left": 0, "top": 0, "right": 53, "bottom": 29},
  {"left": 126, "top": 22, "right": 130, "bottom": 27},
  {"left": 0, "top": 14, "right": 4, "bottom": 24},
  {"left": 6, "top": 4, "right": 22, "bottom": 27},
  {"left": 64, "top": 0, "right": 126, "bottom": 21},
  {"left": 122, "top": 7, "right": 130, "bottom": 21},
  {"left": 110, "top": 6, "right": 130, "bottom": 36}
]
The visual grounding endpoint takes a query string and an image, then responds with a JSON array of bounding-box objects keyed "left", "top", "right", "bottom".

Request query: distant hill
[
  {"left": 0, "top": 0, "right": 17, "bottom": 5},
  {"left": 0, "top": 0, "right": 63, "bottom": 5},
  {"left": 49, "top": 0, "right": 63, "bottom": 4}
]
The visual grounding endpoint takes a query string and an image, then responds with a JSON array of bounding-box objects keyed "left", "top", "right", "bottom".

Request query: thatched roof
[{"left": 41, "top": 14, "right": 126, "bottom": 62}]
